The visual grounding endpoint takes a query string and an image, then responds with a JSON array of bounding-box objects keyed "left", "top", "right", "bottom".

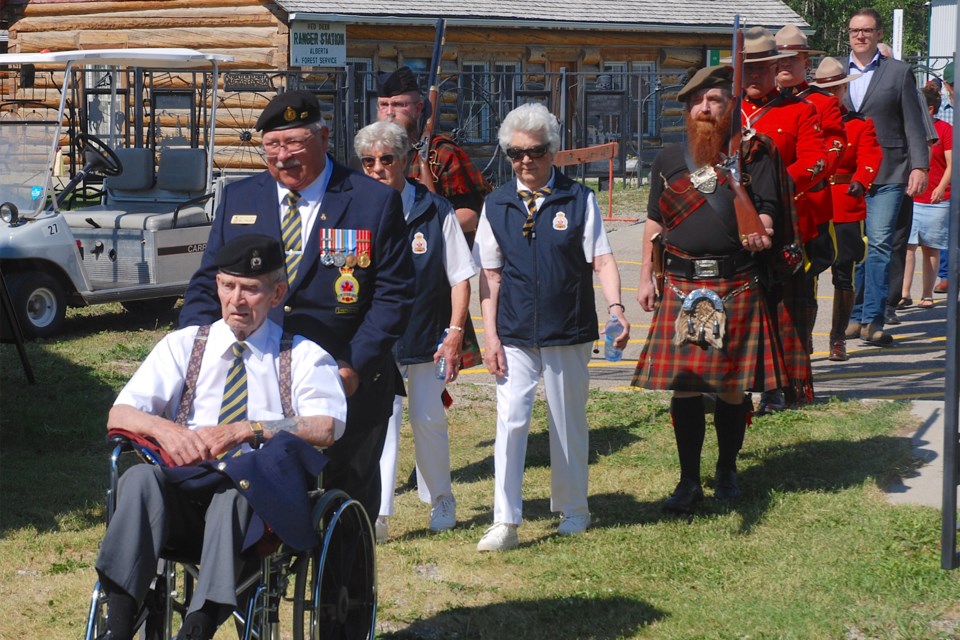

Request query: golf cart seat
[{"left": 64, "top": 148, "right": 212, "bottom": 231}]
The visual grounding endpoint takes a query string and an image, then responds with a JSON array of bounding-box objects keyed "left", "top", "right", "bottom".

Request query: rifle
[
  {"left": 720, "top": 15, "right": 768, "bottom": 239},
  {"left": 419, "top": 18, "right": 447, "bottom": 194}
]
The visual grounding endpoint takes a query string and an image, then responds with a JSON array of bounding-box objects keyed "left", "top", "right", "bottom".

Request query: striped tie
[
  {"left": 281, "top": 190, "right": 302, "bottom": 285},
  {"left": 518, "top": 187, "right": 551, "bottom": 238},
  {"left": 219, "top": 342, "right": 248, "bottom": 425}
]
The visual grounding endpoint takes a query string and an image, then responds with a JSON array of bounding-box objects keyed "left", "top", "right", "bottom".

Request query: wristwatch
[{"left": 249, "top": 421, "right": 265, "bottom": 449}]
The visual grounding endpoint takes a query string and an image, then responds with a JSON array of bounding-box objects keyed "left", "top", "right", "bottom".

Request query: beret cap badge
[{"left": 284, "top": 106, "right": 297, "bottom": 122}]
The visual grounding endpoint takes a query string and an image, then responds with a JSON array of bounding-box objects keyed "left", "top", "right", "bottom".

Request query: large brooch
[{"left": 690, "top": 164, "right": 719, "bottom": 194}]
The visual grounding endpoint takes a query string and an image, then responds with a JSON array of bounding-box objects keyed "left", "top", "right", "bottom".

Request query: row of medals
[{"left": 321, "top": 250, "right": 370, "bottom": 269}]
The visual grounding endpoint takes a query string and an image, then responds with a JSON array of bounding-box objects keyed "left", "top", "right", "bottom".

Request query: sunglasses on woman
[
  {"left": 505, "top": 144, "right": 549, "bottom": 160},
  {"left": 360, "top": 154, "right": 396, "bottom": 169}
]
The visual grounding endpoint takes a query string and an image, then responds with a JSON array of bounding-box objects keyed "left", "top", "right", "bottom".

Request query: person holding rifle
[
  {"left": 736, "top": 26, "right": 828, "bottom": 414},
  {"left": 775, "top": 25, "right": 847, "bottom": 352},
  {"left": 376, "top": 66, "right": 492, "bottom": 246},
  {"left": 632, "top": 65, "right": 793, "bottom": 514},
  {"left": 810, "top": 57, "right": 882, "bottom": 362}
]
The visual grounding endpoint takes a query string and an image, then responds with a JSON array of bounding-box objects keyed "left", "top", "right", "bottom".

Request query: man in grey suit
[{"left": 844, "top": 7, "right": 930, "bottom": 345}]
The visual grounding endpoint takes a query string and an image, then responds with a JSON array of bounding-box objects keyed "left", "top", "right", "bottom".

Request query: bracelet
[
  {"left": 249, "top": 421, "right": 265, "bottom": 449},
  {"left": 608, "top": 303, "right": 625, "bottom": 312},
  {"left": 447, "top": 325, "right": 464, "bottom": 332}
]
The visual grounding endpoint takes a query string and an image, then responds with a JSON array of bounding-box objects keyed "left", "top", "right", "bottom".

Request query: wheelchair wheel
[
  {"left": 84, "top": 581, "right": 109, "bottom": 640},
  {"left": 292, "top": 489, "right": 377, "bottom": 640}
]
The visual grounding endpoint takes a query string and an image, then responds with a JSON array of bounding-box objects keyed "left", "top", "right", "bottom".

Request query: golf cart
[{"left": 0, "top": 48, "right": 233, "bottom": 338}]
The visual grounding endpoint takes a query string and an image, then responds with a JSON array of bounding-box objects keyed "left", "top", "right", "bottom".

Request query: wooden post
[{"left": 553, "top": 141, "right": 637, "bottom": 222}]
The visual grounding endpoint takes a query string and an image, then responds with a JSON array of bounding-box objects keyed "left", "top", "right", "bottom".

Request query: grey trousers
[{"left": 95, "top": 464, "right": 252, "bottom": 614}]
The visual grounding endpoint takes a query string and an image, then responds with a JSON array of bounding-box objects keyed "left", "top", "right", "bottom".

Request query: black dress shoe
[
  {"left": 663, "top": 478, "right": 704, "bottom": 514},
  {"left": 884, "top": 306, "right": 901, "bottom": 325},
  {"left": 714, "top": 468, "right": 741, "bottom": 500}
]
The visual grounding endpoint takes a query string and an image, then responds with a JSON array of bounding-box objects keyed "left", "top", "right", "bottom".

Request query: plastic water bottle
[
  {"left": 435, "top": 329, "right": 449, "bottom": 380},
  {"left": 604, "top": 315, "right": 623, "bottom": 362}
]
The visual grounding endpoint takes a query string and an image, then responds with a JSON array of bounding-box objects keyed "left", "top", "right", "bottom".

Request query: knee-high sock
[
  {"left": 715, "top": 396, "right": 750, "bottom": 472},
  {"left": 670, "top": 396, "right": 705, "bottom": 483}
]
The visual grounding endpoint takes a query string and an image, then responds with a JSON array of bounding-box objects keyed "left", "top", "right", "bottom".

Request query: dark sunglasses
[
  {"left": 505, "top": 144, "right": 549, "bottom": 160},
  {"left": 360, "top": 154, "right": 396, "bottom": 169}
]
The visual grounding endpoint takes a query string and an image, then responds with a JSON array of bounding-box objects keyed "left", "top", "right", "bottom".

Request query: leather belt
[
  {"left": 807, "top": 179, "right": 828, "bottom": 193},
  {"left": 831, "top": 173, "right": 853, "bottom": 185},
  {"left": 664, "top": 251, "right": 756, "bottom": 280}
]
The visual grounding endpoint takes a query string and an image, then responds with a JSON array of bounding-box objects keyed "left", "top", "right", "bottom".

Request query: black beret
[
  {"left": 215, "top": 234, "right": 285, "bottom": 277},
  {"left": 677, "top": 65, "right": 733, "bottom": 103},
  {"left": 255, "top": 90, "right": 322, "bottom": 132},
  {"left": 377, "top": 66, "right": 420, "bottom": 97}
]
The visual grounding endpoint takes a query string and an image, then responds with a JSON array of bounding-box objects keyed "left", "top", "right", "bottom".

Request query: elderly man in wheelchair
[{"left": 89, "top": 234, "right": 375, "bottom": 640}]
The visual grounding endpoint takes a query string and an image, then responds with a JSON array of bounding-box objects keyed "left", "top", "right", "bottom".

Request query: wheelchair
[{"left": 83, "top": 436, "right": 378, "bottom": 640}]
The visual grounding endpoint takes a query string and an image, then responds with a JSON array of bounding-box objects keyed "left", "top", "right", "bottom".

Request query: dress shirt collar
[
  {"left": 210, "top": 317, "right": 278, "bottom": 362},
  {"left": 401, "top": 179, "right": 417, "bottom": 221},
  {"left": 516, "top": 168, "right": 556, "bottom": 194},
  {"left": 274, "top": 155, "right": 333, "bottom": 207}
]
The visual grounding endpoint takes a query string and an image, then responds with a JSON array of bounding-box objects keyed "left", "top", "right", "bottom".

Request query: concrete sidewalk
[{"left": 885, "top": 400, "right": 949, "bottom": 509}]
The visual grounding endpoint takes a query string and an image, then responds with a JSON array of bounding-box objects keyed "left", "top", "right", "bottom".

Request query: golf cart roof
[{"left": 0, "top": 48, "right": 234, "bottom": 67}]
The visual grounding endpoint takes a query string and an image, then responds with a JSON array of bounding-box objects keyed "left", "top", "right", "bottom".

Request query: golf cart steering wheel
[{"left": 76, "top": 132, "right": 123, "bottom": 177}]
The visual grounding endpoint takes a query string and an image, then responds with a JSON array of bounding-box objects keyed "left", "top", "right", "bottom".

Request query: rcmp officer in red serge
[
  {"left": 632, "top": 65, "right": 792, "bottom": 514},
  {"left": 181, "top": 90, "right": 415, "bottom": 521},
  {"left": 810, "top": 57, "right": 882, "bottom": 361},
  {"left": 775, "top": 25, "right": 847, "bottom": 350},
  {"left": 736, "top": 26, "right": 828, "bottom": 412}
]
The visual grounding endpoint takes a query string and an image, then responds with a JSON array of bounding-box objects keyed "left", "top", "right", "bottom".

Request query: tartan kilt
[
  {"left": 767, "top": 270, "right": 814, "bottom": 404},
  {"left": 631, "top": 271, "right": 785, "bottom": 393}
]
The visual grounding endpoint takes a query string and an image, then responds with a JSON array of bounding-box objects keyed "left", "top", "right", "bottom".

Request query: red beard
[{"left": 685, "top": 108, "right": 733, "bottom": 167}]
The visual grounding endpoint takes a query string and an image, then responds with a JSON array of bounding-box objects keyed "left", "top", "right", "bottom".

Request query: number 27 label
[{"left": 47, "top": 223, "right": 59, "bottom": 235}]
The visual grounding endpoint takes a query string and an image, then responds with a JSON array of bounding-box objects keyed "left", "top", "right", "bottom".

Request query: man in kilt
[{"left": 632, "top": 64, "right": 795, "bottom": 514}]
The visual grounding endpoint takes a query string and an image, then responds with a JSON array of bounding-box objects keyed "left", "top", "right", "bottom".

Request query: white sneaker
[
  {"left": 429, "top": 495, "right": 456, "bottom": 532},
  {"left": 557, "top": 513, "right": 591, "bottom": 536},
  {"left": 375, "top": 517, "right": 388, "bottom": 543},
  {"left": 476, "top": 523, "right": 519, "bottom": 552}
]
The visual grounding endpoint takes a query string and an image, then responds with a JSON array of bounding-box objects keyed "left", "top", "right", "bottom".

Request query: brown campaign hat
[
  {"left": 810, "top": 56, "right": 862, "bottom": 88},
  {"left": 775, "top": 24, "right": 826, "bottom": 55},
  {"left": 677, "top": 65, "right": 733, "bottom": 102},
  {"left": 721, "top": 26, "right": 797, "bottom": 63}
]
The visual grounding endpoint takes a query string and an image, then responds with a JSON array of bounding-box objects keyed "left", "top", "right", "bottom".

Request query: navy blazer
[
  {"left": 180, "top": 160, "right": 415, "bottom": 423},
  {"left": 844, "top": 54, "right": 930, "bottom": 185},
  {"left": 161, "top": 431, "right": 328, "bottom": 552}
]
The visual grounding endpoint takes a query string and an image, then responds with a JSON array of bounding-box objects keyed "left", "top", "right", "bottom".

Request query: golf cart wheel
[
  {"left": 120, "top": 297, "right": 179, "bottom": 317},
  {"left": 6, "top": 271, "right": 67, "bottom": 338}
]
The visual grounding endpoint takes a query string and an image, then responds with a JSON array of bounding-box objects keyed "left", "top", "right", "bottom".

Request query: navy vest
[
  {"left": 484, "top": 172, "right": 599, "bottom": 347},
  {"left": 393, "top": 183, "right": 455, "bottom": 364}
]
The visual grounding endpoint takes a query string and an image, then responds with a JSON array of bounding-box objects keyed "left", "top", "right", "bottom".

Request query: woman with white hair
[
  {"left": 474, "top": 102, "right": 630, "bottom": 551},
  {"left": 354, "top": 120, "right": 477, "bottom": 541}
]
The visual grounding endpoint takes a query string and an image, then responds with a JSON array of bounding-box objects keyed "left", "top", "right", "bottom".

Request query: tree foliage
[{"left": 784, "top": 0, "right": 930, "bottom": 59}]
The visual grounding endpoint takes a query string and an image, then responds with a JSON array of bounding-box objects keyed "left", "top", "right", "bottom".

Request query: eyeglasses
[
  {"left": 377, "top": 99, "right": 417, "bottom": 111},
  {"left": 360, "top": 154, "right": 396, "bottom": 169},
  {"left": 848, "top": 28, "right": 878, "bottom": 36},
  {"left": 262, "top": 133, "right": 314, "bottom": 155},
  {"left": 505, "top": 144, "right": 550, "bottom": 160}
]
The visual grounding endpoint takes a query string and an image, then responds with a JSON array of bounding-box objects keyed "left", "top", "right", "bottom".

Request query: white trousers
[
  {"left": 493, "top": 342, "right": 592, "bottom": 525},
  {"left": 378, "top": 361, "right": 452, "bottom": 516}
]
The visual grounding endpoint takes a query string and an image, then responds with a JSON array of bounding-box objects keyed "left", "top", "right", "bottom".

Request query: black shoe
[
  {"left": 755, "top": 390, "right": 785, "bottom": 416},
  {"left": 175, "top": 610, "right": 217, "bottom": 640},
  {"left": 714, "top": 468, "right": 741, "bottom": 500},
  {"left": 662, "top": 478, "right": 704, "bottom": 514},
  {"left": 884, "top": 306, "right": 901, "bottom": 325}
]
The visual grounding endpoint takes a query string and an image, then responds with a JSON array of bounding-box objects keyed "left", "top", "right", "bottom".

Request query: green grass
[{"left": 2, "top": 305, "right": 958, "bottom": 639}]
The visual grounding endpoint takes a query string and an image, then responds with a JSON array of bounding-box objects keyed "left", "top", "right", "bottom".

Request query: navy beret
[
  {"left": 215, "top": 234, "right": 285, "bottom": 276},
  {"left": 255, "top": 90, "right": 322, "bottom": 132},
  {"left": 377, "top": 66, "right": 420, "bottom": 97}
]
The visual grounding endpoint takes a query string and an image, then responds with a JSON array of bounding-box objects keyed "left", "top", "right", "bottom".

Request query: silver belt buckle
[{"left": 693, "top": 259, "right": 719, "bottom": 278}]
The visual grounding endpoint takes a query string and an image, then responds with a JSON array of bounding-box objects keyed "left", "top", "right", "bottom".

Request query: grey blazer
[{"left": 844, "top": 54, "right": 930, "bottom": 185}]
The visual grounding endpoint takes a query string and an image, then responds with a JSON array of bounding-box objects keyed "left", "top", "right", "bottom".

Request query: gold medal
[
  {"left": 358, "top": 252, "right": 371, "bottom": 268},
  {"left": 345, "top": 253, "right": 358, "bottom": 268}
]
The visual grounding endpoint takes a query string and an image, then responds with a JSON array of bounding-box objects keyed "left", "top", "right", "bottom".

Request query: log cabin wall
[{"left": 2, "top": 0, "right": 728, "bottom": 179}]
